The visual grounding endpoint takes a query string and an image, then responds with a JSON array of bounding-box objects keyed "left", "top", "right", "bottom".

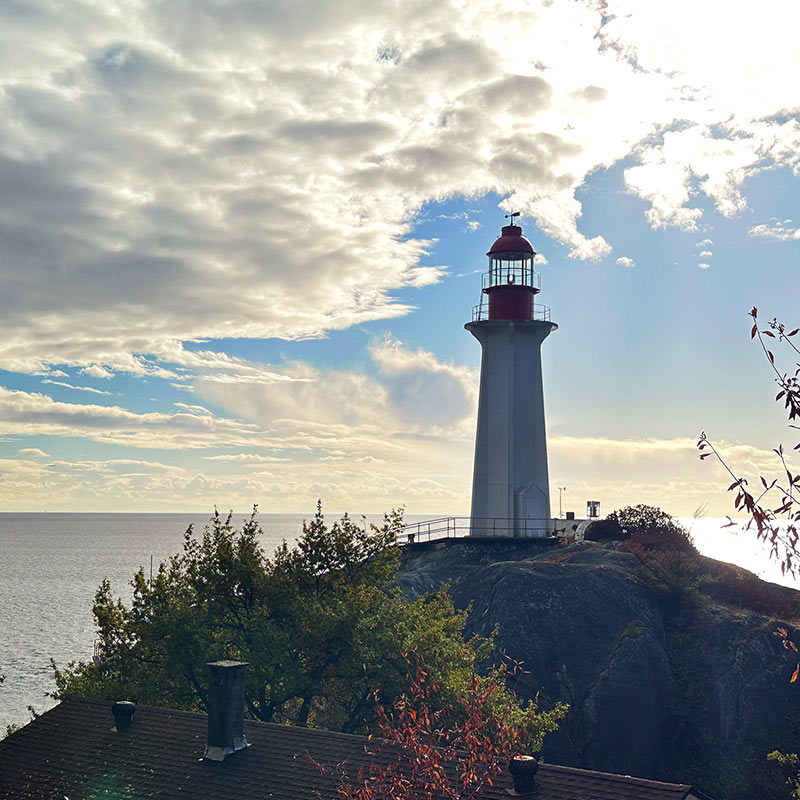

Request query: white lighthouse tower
[{"left": 466, "top": 217, "right": 556, "bottom": 537}]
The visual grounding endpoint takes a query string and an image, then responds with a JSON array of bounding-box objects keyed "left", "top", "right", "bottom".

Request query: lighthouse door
[{"left": 524, "top": 498, "right": 545, "bottom": 537}]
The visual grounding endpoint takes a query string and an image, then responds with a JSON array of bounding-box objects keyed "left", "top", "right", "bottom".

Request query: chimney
[
  {"left": 509, "top": 755, "right": 538, "bottom": 794},
  {"left": 204, "top": 660, "right": 249, "bottom": 761},
  {"left": 111, "top": 701, "right": 136, "bottom": 732}
]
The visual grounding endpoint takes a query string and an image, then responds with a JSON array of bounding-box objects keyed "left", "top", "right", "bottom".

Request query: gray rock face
[{"left": 398, "top": 540, "right": 800, "bottom": 800}]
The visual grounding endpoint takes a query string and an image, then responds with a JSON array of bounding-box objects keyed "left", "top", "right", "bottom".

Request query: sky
[{"left": 0, "top": 0, "right": 798, "bottom": 517}]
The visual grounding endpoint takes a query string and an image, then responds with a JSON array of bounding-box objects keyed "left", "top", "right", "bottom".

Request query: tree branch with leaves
[
  {"left": 698, "top": 307, "right": 800, "bottom": 578},
  {"left": 309, "top": 654, "right": 562, "bottom": 800}
]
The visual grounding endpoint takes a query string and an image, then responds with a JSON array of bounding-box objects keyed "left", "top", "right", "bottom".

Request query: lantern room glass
[{"left": 487, "top": 254, "right": 535, "bottom": 289}]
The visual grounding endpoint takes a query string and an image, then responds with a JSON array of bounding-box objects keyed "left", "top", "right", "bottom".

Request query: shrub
[{"left": 608, "top": 505, "right": 695, "bottom": 554}]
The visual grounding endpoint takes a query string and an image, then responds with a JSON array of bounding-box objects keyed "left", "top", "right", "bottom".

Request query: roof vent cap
[
  {"left": 508, "top": 755, "right": 538, "bottom": 794},
  {"left": 111, "top": 701, "right": 136, "bottom": 732}
]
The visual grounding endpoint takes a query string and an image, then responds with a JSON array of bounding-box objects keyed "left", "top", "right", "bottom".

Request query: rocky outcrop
[{"left": 398, "top": 540, "right": 800, "bottom": 800}]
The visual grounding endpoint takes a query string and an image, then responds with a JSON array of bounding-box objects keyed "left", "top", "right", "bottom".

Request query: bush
[
  {"left": 599, "top": 506, "right": 700, "bottom": 614},
  {"left": 589, "top": 505, "right": 696, "bottom": 554}
]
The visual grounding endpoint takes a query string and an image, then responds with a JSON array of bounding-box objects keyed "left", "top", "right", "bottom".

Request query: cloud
[
  {"left": 44, "top": 458, "right": 186, "bottom": 475},
  {"left": 615, "top": 256, "right": 635, "bottom": 268},
  {"left": 79, "top": 364, "right": 114, "bottom": 379},
  {"left": 2, "top": 1, "right": 800, "bottom": 516},
  {"left": 1, "top": 429, "right": 790, "bottom": 516},
  {"left": 370, "top": 337, "right": 477, "bottom": 427},
  {"left": 0, "top": 340, "right": 476, "bottom": 471},
  {"left": 203, "top": 453, "right": 289, "bottom": 463},
  {"left": 1, "top": 1, "right": 798, "bottom": 380},
  {"left": 174, "top": 402, "right": 214, "bottom": 416},
  {"left": 748, "top": 221, "right": 800, "bottom": 241},
  {"left": 195, "top": 337, "right": 477, "bottom": 433},
  {"left": 18, "top": 447, "right": 50, "bottom": 457},
  {"left": 41, "top": 379, "right": 112, "bottom": 395},
  {"left": 607, "top": 2, "right": 800, "bottom": 227},
  {"left": 698, "top": 262, "right": 711, "bottom": 270},
  {"left": 699, "top": 250, "right": 713, "bottom": 258},
  {"left": 0, "top": 386, "right": 261, "bottom": 450},
  {"left": 548, "top": 435, "right": 795, "bottom": 519},
  {"left": 433, "top": 211, "right": 481, "bottom": 231}
]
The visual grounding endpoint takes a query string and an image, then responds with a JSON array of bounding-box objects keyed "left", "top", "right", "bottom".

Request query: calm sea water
[{"left": 0, "top": 512, "right": 795, "bottom": 732}]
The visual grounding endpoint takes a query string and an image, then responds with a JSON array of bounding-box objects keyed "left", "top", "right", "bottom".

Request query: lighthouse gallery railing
[{"left": 471, "top": 302, "right": 551, "bottom": 323}]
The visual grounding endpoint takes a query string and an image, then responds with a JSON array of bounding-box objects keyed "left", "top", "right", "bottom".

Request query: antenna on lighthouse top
[{"left": 505, "top": 212, "right": 520, "bottom": 222}]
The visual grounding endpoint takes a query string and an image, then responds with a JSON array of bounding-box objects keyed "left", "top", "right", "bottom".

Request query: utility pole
[{"left": 558, "top": 487, "right": 566, "bottom": 518}]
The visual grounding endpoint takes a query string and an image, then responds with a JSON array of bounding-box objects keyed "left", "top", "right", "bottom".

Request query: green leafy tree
[{"left": 54, "top": 506, "right": 563, "bottom": 739}]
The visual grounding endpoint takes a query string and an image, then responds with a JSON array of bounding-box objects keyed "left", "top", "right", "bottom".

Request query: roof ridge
[
  {"left": 62, "top": 695, "right": 202, "bottom": 720},
  {"left": 539, "top": 762, "right": 691, "bottom": 789},
  {"left": 61, "top": 696, "right": 372, "bottom": 742}
]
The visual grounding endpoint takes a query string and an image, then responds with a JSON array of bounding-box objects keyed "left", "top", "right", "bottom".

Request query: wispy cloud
[
  {"left": 174, "top": 402, "right": 214, "bottom": 416},
  {"left": 18, "top": 447, "right": 50, "bottom": 457},
  {"left": 41, "top": 380, "right": 111, "bottom": 396},
  {"left": 203, "top": 453, "right": 289, "bottom": 463}
]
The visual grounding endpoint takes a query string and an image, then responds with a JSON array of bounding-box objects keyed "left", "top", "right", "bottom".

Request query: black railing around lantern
[{"left": 471, "top": 301, "right": 550, "bottom": 323}]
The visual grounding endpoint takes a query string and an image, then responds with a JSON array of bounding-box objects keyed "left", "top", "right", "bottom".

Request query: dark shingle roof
[{"left": 0, "top": 698, "right": 706, "bottom": 800}]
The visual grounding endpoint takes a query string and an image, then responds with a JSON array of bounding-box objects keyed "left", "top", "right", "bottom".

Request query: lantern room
[{"left": 475, "top": 219, "right": 544, "bottom": 322}]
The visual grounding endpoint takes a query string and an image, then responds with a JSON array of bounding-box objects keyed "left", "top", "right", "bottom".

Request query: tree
[
  {"left": 310, "top": 655, "right": 559, "bottom": 800},
  {"left": 54, "top": 505, "right": 563, "bottom": 738},
  {"left": 698, "top": 307, "right": 800, "bottom": 578}
]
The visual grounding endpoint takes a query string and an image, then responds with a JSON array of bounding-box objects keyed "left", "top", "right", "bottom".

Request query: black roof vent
[
  {"left": 509, "top": 755, "right": 538, "bottom": 794},
  {"left": 111, "top": 701, "right": 136, "bottom": 732}
]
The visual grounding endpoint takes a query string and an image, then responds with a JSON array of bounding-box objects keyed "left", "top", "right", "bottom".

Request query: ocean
[{"left": 0, "top": 512, "right": 794, "bottom": 733}]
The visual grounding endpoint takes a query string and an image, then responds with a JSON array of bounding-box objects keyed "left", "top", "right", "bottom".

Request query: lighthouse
[{"left": 466, "top": 217, "right": 556, "bottom": 537}]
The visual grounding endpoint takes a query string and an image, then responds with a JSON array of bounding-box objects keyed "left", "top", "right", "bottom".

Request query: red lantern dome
[{"left": 487, "top": 224, "right": 536, "bottom": 258}]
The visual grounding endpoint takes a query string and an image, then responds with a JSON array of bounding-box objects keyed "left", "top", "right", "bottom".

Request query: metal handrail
[
  {"left": 400, "top": 516, "right": 553, "bottom": 543},
  {"left": 471, "top": 302, "right": 551, "bottom": 323}
]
